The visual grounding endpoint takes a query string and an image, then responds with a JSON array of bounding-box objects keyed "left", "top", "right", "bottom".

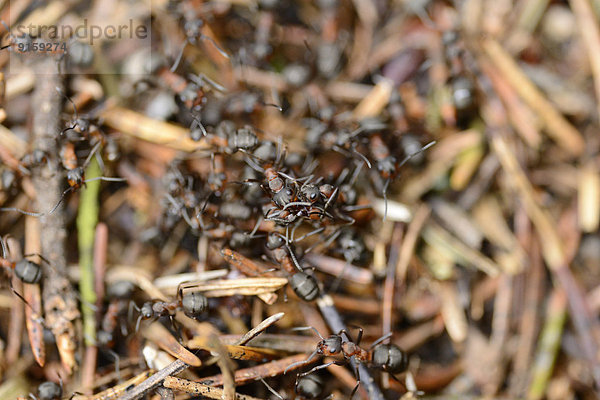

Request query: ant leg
[
  {"left": 249, "top": 215, "right": 263, "bottom": 237},
  {"left": 170, "top": 38, "right": 189, "bottom": 72},
  {"left": 369, "top": 332, "right": 393, "bottom": 349},
  {"left": 297, "top": 361, "right": 337, "bottom": 379},
  {"left": 381, "top": 177, "right": 391, "bottom": 222},
  {"left": 0, "top": 207, "right": 44, "bottom": 217},
  {"left": 320, "top": 186, "right": 339, "bottom": 219},
  {"left": 181, "top": 208, "right": 199, "bottom": 230},
  {"left": 260, "top": 378, "right": 284, "bottom": 400},
  {"left": 284, "top": 349, "right": 318, "bottom": 374},
  {"left": 188, "top": 73, "right": 227, "bottom": 92},
  {"left": 338, "top": 328, "right": 353, "bottom": 343},
  {"left": 9, "top": 279, "right": 33, "bottom": 310},
  {"left": 0, "top": 236, "right": 8, "bottom": 258},
  {"left": 46, "top": 186, "right": 75, "bottom": 215},
  {"left": 108, "top": 349, "right": 122, "bottom": 382},
  {"left": 350, "top": 362, "right": 361, "bottom": 399}
]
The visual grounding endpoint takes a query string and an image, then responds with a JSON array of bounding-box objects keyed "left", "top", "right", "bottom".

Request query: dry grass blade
[
  {"left": 421, "top": 221, "right": 501, "bottom": 276},
  {"left": 164, "top": 377, "right": 264, "bottom": 400},
  {"left": 142, "top": 321, "right": 202, "bottom": 367},
  {"left": 99, "top": 106, "right": 207, "bottom": 152},
  {"left": 187, "top": 337, "right": 282, "bottom": 361},
  {"left": 304, "top": 253, "right": 373, "bottom": 284},
  {"left": 199, "top": 354, "right": 315, "bottom": 387},
  {"left": 24, "top": 216, "right": 45, "bottom": 368},
  {"left": 235, "top": 312, "right": 285, "bottom": 346},
  {"left": 481, "top": 38, "right": 584, "bottom": 156},
  {"left": 569, "top": 0, "right": 600, "bottom": 119},
  {"left": 181, "top": 278, "right": 288, "bottom": 297},
  {"left": 71, "top": 371, "right": 154, "bottom": 400},
  {"left": 578, "top": 161, "right": 600, "bottom": 233},
  {"left": 353, "top": 78, "right": 394, "bottom": 119}
]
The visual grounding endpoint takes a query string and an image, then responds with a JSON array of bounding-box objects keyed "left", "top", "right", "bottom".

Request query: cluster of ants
[{"left": 0, "top": 0, "right": 485, "bottom": 398}]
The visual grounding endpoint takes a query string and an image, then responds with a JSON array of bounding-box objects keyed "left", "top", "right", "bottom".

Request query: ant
[
  {"left": 287, "top": 327, "right": 408, "bottom": 398},
  {"left": 133, "top": 284, "right": 208, "bottom": 331},
  {"left": 265, "top": 233, "right": 320, "bottom": 302},
  {"left": 29, "top": 379, "right": 80, "bottom": 400},
  {"left": 205, "top": 120, "right": 259, "bottom": 154},
  {"left": 260, "top": 373, "right": 330, "bottom": 400},
  {"left": 441, "top": 30, "right": 477, "bottom": 127},
  {"left": 169, "top": 3, "right": 230, "bottom": 72},
  {"left": 369, "top": 136, "right": 435, "bottom": 220},
  {"left": 57, "top": 88, "right": 103, "bottom": 142},
  {"left": 54, "top": 141, "right": 126, "bottom": 214},
  {"left": 0, "top": 238, "right": 43, "bottom": 285},
  {"left": 97, "top": 281, "right": 136, "bottom": 348}
]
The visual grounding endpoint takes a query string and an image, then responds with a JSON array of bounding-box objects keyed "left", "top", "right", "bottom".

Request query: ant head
[
  {"left": 67, "top": 167, "right": 85, "bottom": 188},
  {"left": 267, "top": 174, "right": 284, "bottom": 193},
  {"left": 74, "top": 117, "right": 90, "bottom": 132},
  {"left": 14, "top": 259, "right": 42, "bottom": 284},
  {"left": 266, "top": 233, "right": 285, "bottom": 250},
  {"left": 289, "top": 272, "right": 320, "bottom": 302},
  {"left": 181, "top": 291, "right": 208, "bottom": 319},
  {"left": 184, "top": 18, "right": 204, "bottom": 41},
  {"left": 208, "top": 171, "right": 227, "bottom": 192},
  {"left": 31, "top": 149, "right": 47, "bottom": 165},
  {"left": 320, "top": 334, "right": 343, "bottom": 355},
  {"left": 140, "top": 302, "right": 154, "bottom": 319},
  {"left": 318, "top": 184, "right": 335, "bottom": 199},
  {"left": 37, "top": 381, "right": 62, "bottom": 400},
  {"left": 376, "top": 156, "right": 397, "bottom": 178},
  {"left": 300, "top": 184, "right": 320, "bottom": 203},
  {"left": 295, "top": 373, "right": 324, "bottom": 399},
  {"left": 372, "top": 343, "right": 408, "bottom": 374},
  {"left": 97, "top": 329, "right": 114, "bottom": 347},
  {"left": 272, "top": 185, "right": 294, "bottom": 207}
]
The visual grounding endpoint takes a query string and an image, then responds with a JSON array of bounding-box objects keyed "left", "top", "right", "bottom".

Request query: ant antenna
[
  {"left": 397, "top": 140, "right": 436, "bottom": 169},
  {"left": 259, "top": 378, "right": 284, "bottom": 400},
  {"left": 188, "top": 73, "right": 227, "bottom": 93},
  {"left": 370, "top": 332, "right": 393, "bottom": 349},
  {"left": 291, "top": 325, "right": 324, "bottom": 340},
  {"left": 0, "top": 207, "right": 44, "bottom": 217},
  {"left": 56, "top": 87, "right": 79, "bottom": 136},
  {"left": 382, "top": 178, "right": 390, "bottom": 222}
]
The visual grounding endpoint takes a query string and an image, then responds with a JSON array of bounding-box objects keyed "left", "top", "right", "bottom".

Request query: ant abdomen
[
  {"left": 14, "top": 259, "right": 42, "bottom": 284},
  {"left": 296, "top": 373, "right": 324, "bottom": 399},
  {"left": 371, "top": 343, "right": 408, "bottom": 374},
  {"left": 37, "top": 381, "right": 62, "bottom": 400},
  {"left": 181, "top": 291, "right": 208, "bottom": 319},
  {"left": 289, "top": 272, "right": 320, "bottom": 302}
]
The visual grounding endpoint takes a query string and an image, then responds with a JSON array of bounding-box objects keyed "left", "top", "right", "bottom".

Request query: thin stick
[
  {"left": 481, "top": 38, "right": 584, "bottom": 156},
  {"left": 569, "top": 0, "right": 600, "bottom": 120},
  {"left": 235, "top": 312, "right": 285, "bottom": 346},
  {"left": 164, "top": 377, "right": 263, "bottom": 400},
  {"left": 114, "top": 359, "right": 188, "bottom": 400}
]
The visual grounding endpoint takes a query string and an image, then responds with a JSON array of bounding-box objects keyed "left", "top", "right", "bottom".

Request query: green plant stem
[{"left": 77, "top": 156, "right": 101, "bottom": 346}]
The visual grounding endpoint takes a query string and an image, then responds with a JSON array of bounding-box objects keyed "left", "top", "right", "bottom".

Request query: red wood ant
[
  {"left": 265, "top": 233, "right": 320, "bottom": 302},
  {"left": 286, "top": 327, "right": 408, "bottom": 398},
  {"left": 169, "top": 4, "right": 230, "bottom": 72},
  {"left": 133, "top": 284, "right": 208, "bottom": 331},
  {"left": 369, "top": 136, "right": 435, "bottom": 220},
  {"left": 0, "top": 238, "right": 43, "bottom": 285}
]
